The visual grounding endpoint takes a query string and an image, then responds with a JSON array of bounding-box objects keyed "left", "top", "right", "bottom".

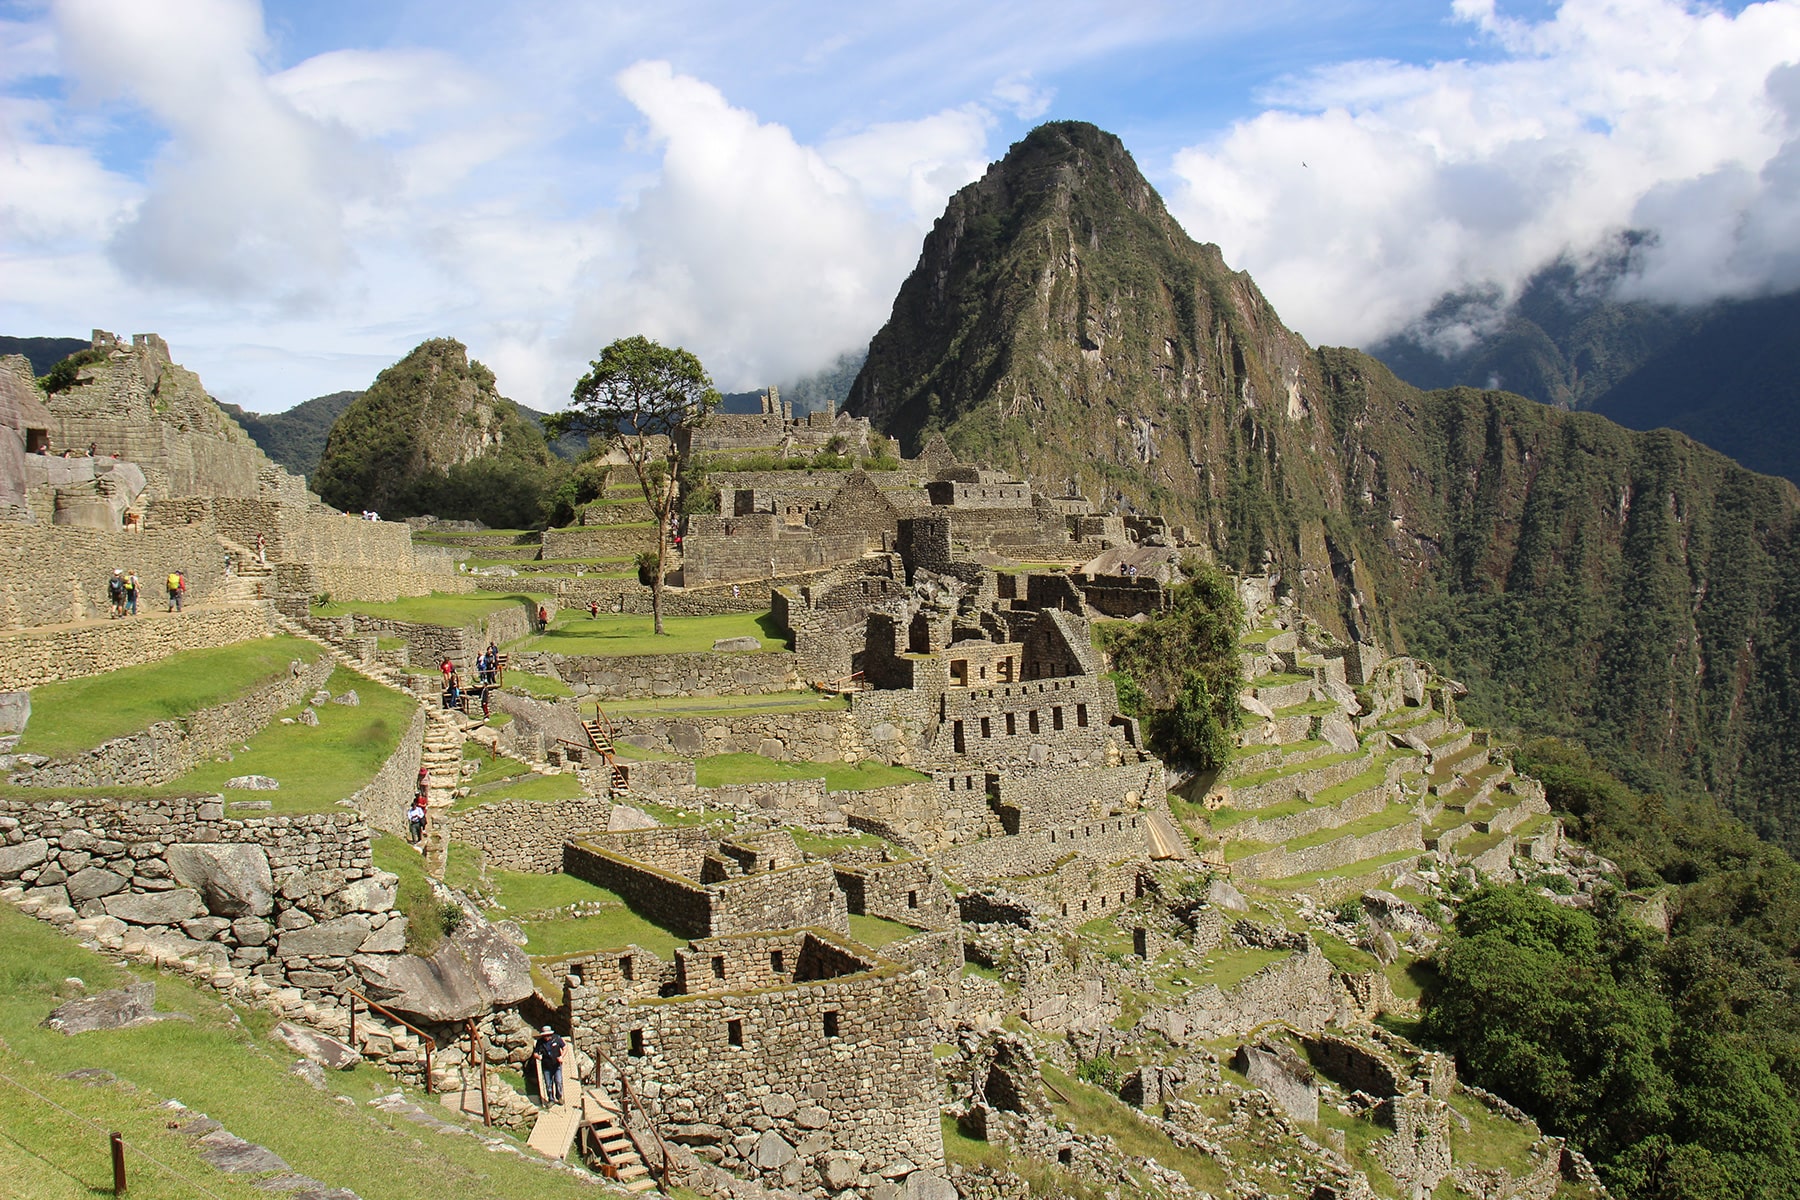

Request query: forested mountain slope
[{"left": 845, "top": 121, "right": 1800, "bottom": 852}]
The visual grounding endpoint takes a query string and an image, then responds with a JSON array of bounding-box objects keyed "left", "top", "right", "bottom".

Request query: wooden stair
[
  {"left": 580, "top": 1086, "right": 656, "bottom": 1191},
  {"left": 582, "top": 714, "right": 629, "bottom": 794}
]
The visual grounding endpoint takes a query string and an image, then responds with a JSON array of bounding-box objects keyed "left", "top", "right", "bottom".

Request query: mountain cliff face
[
  {"left": 314, "top": 339, "right": 548, "bottom": 514},
  {"left": 846, "top": 121, "right": 1800, "bottom": 851}
]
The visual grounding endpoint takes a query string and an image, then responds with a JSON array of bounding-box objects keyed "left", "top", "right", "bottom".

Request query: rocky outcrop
[{"left": 353, "top": 917, "right": 533, "bottom": 1022}]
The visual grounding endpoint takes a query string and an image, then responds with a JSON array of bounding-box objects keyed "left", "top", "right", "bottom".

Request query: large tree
[{"left": 546, "top": 336, "right": 720, "bottom": 634}]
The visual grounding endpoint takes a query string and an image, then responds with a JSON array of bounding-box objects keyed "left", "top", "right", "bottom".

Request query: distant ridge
[{"left": 0, "top": 336, "right": 91, "bottom": 376}]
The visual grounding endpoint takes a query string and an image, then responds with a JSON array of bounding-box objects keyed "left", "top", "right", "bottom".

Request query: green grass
[
  {"left": 518, "top": 611, "right": 787, "bottom": 656},
  {"left": 1271, "top": 699, "right": 1340, "bottom": 717},
  {"left": 1449, "top": 1092, "right": 1545, "bottom": 1173},
  {"left": 595, "top": 691, "right": 847, "bottom": 718},
  {"left": 1038, "top": 1064, "right": 1232, "bottom": 1193},
  {"left": 452, "top": 770, "right": 585, "bottom": 809},
  {"left": 312, "top": 592, "right": 545, "bottom": 628},
  {"left": 372, "top": 833, "right": 450, "bottom": 955},
  {"left": 16, "top": 635, "right": 319, "bottom": 758},
  {"left": 1315, "top": 930, "right": 1381, "bottom": 974},
  {"left": 1310, "top": 753, "right": 1411, "bottom": 808},
  {"left": 847, "top": 913, "right": 924, "bottom": 948},
  {"left": 1227, "top": 747, "right": 1362, "bottom": 790},
  {"left": 167, "top": 667, "right": 418, "bottom": 814},
  {"left": 692, "top": 754, "right": 929, "bottom": 792},
  {"left": 790, "top": 828, "right": 898, "bottom": 857},
  {"left": 1257, "top": 849, "right": 1423, "bottom": 893},
  {"left": 462, "top": 743, "right": 531, "bottom": 787},
  {"left": 503, "top": 669, "right": 573, "bottom": 698},
  {"left": 1223, "top": 839, "right": 1274, "bottom": 862},
  {"left": 1254, "top": 671, "right": 1313, "bottom": 687},
  {"left": 1284, "top": 802, "right": 1416, "bottom": 852},
  {"left": 1200, "top": 946, "right": 1292, "bottom": 990},
  {"left": 522, "top": 912, "right": 684, "bottom": 960},
  {"left": 0, "top": 903, "right": 606, "bottom": 1199}
]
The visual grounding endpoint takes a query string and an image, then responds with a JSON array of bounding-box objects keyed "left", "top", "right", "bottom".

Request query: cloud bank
[{"left": 1166, "top": 0, "right": 1800, "bottom": 347}]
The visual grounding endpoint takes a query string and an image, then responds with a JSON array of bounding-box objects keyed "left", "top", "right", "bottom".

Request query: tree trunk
[{"left": 652, "top": 513, "right": 667, "bottom": 635}]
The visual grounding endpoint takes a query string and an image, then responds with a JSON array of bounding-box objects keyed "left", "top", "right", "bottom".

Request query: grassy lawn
[
  {"left": 503, "top": 669, "right": 573, "bottom": 698},
  {"left": 0, "top": 904, "right": 606, "bottom": 1200},
  {"left": 452, "top": 770, "right": 586, "bottom": 810},
  {"left": 372, "top": 833, "right": 452, "bottom": 955},
  {"left": 1449, "top": 1092, "right": 1546, "bottom": 1172},
  {"left": 1201, "top": 946, "right": 1292, "bottom": 990},
  {"left": 1284, "top": 802, "right": 1416, "bottom": 852},
  {"left": 17, "top": 635, "right": 318, "bottom": 759},
  {"left": 463, "top": 743, "right": 531, "bottom": 787},
  {"left": 1257, "top": 849, "right": 1423, "bottom": 893},
  {"left": 1039, "top": 1064, "right": 1232, "bottom": 1194},
  {"left": 597, "top": 691, "right": 846, "bottom": 718},
  {"left": 790, "top": 828, "right": 900, "bottom": 857},
  {"left": 1314, "top": 929, "right": 1381, "bottom": 974},
  {"left": 523, "top": 911, "right": 684, "bottom": 960},
  {"left": 519, "top": 610, "right": 787, "bottom": 656},
  {"left": 312, "top": 592, "right": 544, "bottom": 628},
  {"left": 168, "top": 667, "right": 417, "bottom": 814},
  {"left": 692, "top": 754, "right": 929, "bottom": 792},
  {"left": 1228, "top": 747, "right": 1362, "bottom": 790},
  {"left": 847, "top": 913, "right": 924, "bottom": 949}
]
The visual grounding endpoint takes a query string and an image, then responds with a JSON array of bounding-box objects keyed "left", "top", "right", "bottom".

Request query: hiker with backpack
[
  {"left": 166, "top": 569, "right": 185, "bottom": 611},
  {"left": 124, "top": 570, "right": 138, "bottom": 616},
  {"left": 107, "top": 569, "right": 126, "bottom": 618}
]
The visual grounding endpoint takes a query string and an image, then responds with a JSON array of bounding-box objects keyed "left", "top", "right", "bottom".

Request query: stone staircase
[{"left": 214, "top": 535, "right": 276, "bottom": 605}]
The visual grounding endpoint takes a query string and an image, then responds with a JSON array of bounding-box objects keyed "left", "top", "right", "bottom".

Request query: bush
[
  {"left": 1075, "top": 1055, "right": 1121, "bottom": 1093},
  {"left": 37, "top": 347, "right": 107, "bottom": 394}
]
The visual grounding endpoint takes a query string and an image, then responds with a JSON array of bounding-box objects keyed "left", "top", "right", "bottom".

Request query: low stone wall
[
  {"left": 479, "top": 577, "right": 784, "bottom": 617},
  {"left": 838, "top": 778, "right": 998, "bottom": 852},
  {"left": 451, "top": 796, "right": 614, "bottom": 873},
  {"left": 348, "top": 603, "right": 535, "bottom": 675},
  {"left": 314, "top": 564, "right": 475, "bottom": 603},
  {"left": 1224, "top": 783, "right": 1395, "bottom": 847},
  {"left": 349, "top": 704, "right": 427, "bottom": 837},
  {"left": 1228, "top": 749, "right": 1375, "bottom": 810},
  {"left": 13, "top": 654, "right": 334, "bottom": 789},
  {"left": 613, "top": 708, "right": 866, "bottom": 763},
  {"left": 1230, "top": 817, "right": 1425, "bottom": 882},
  {"left": 563, "top": 840, "right": 712, "bottom": 939},
  {"left": 1138, "top": 945, "right": 1347, "bottom": 1043},
  {"left": 937, "top": 815, "right": 1148, "bottom": 884},
  {"left": 834, "top": 858, "right": 957, "bottom": 930},
  {"left": 510, "top": 649, "right": 799, "bottom": 700},
  {"left": 0, "top": 792, "right": 407, "bottom": 1001},
  {"left": 633, "top": 777, "right": 849, "bottom": 829},
  {"left": 539, "top": 526, "right": 658, "bottom": 558},
  {"left": 0, "top": 605, "right": 273, "bottom": 690},
  {"left": 708, "top": 863, "right": 847, "bottom": 938}
]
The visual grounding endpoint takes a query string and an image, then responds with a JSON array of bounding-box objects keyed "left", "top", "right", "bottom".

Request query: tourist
[
  {"left": 124, "top": 570, "right": 138, "bottom": 616},
  {"left": 480, "top": 685, "right": 490, "bottom": 720},
  {"left": 255, "top": 532, "right": 266, "bottom": 565},
  {"left": 407, "top": 796, "right": 427, "bottom": 845},
  {"left": 167, "top": 569, "right": 185, "bottom": 612},
  {"left": 531, "top": 1027, "right": 565, "bottom": 1106},
  {"left": 588, "top": 598, "right": 599, "bottom": 619},
  {"left": 107, "top": 569, "right": 126, "bottom": 618},
  {"left": 444, "top": 676, "right": 462, "bottom": 711},
  {"left": 86, "top": 441, "right": 97, "bottom": 457},
  {"left": 537, "top": 604, "right": 549, "bottom": 633},
  {"left": 440, "top": 656, "right": 455, "bottom": 687}
]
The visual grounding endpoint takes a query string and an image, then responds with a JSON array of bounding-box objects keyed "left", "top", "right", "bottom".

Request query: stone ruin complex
[{"left": 0, "top": 343, "right": 1614, "bottom": 1200}]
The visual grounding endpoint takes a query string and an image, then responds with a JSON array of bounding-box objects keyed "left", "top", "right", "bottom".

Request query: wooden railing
[
  {"left": 464, "top": 1019, "right": 491, "bottom": 1126},
  {"left": 345, "top": 988, "right": 437, "bottom": 1094},
  {"left": 586, "top": 1043, "right": 672, "bottom": 1193}
]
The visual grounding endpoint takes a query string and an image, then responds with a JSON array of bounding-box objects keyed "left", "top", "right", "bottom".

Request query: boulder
[
  {"left": 280, "top": 868, "right": 348, "bottom": 903},
  {"left": 1206, "top": 878, "right": 1250, "bottom": 913},
  {"left": 103, "top": 887, "right": 206, "bottom": 926},
  {"left": 180, "top": 916, "right": 232, "bottom": 942},
  {"left": 1318, "top": 715, "right": 1360, "bottom": 755},
  {"left": 43, "top": 981, "right": 171, "bottom": 1034},
  {"left": 230, "top": 916, "right": 272, "bottom": 946},
  {"left": 712, "top": 637, "right": 761, "bottom": 652},
  {"left": 358, "top": 919, "right": 408, "bottom": 954},
  {"left": 297, "top": 708, "right": 320, "bottom": 727},
  {"left": 819, "top": 1151, "right": 864, "bottom": 1191},
  {"left": 752, "top": 1130, "right": 795, "bottom": 1169},
  {"left": 70, "top": 914, "right": 127, "bottom": 944},
  {"left": 331, "top": 690, "right": 360, "bottom": 707},
  {"left": 276, "top": 913, "right": 374, "bottom": 958},
  {"left": 196, "top": 1129, "right": 289, "bottom": 1175},
  {"left": 167, "top": 844, "right": 274, "bottom": 917},
  {"left": 271, "top": 1021, "right": 361, "bottom": 1070},
  {"left": 337, "top": 872, "right": 398, "bottom": 913},
  {"left": 0, "top": 837, "right": 49, "bottom": 878},
  {"left": 0, "top": 690, "right": 30, "bottom": 734},
  {"left": 64, "top": 866, "right": 129, "bottom": 903},
  {"left": 904, "top": 1172, "right": 957, "bottom": 1200},
  {"left": 1238, "top": 694, "right": 1275, "bottom": 721},
  {"left": 608, "top": 804, "right": 661, "bottom": 831},
  {"left": 224, "top": 775, "right": 280, "bottom": 791},
  {"left": 353, "top": 917, "right": 532, "bottom": 1022}
]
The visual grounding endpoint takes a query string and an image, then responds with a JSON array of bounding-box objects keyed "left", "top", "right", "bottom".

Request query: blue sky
[{"left": 2, "top": 0, "right": 1796, "bottom": 412}]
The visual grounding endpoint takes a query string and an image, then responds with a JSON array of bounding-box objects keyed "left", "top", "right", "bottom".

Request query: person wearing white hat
[{"left": 532, "top": 1026, "right": 566, "bottom": 1105}]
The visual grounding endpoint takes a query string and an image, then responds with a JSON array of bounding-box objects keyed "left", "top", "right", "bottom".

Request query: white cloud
[
  {"left": 561, "top": 60, "right": 990, "bottom": 392},
  {"left": 271, "top": 49, "right": 479, "bottom": 138},
  {"left": 992, "top": 73, "right": 1055, "bottom": 120},
  {"left": 1167, "top": 0, "right": 1800, "bottom": 347}
]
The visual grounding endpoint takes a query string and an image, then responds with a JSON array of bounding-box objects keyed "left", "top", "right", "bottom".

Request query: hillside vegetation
[{"left": 844, "top": 120, "right": 1800, "bottom": 855}]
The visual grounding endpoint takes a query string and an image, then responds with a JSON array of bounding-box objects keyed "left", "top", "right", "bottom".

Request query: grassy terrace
[
  {"left": 168, "top": 666, "right": 417, "bottom": 814},
  {"left": 1253, "top": 671, "right": 1313, "bottom": 687},
  {"left": 1039, "top": 1064, "right": 1232, "bottom": 1194},
  {"left": 1227, "top": 745, "right": 1364, "bottom": 790},
  {"left": 597, "top": 691, "right": 849, "bottom": 719},
  {"left": 692, "top": 754, "right": 928, "bottom": 792},
  {"left": 439, "top": 844, "right": 686, "bottom": 960},
  {"left": 1255, "top": 849, "right": 1422, "bottom": 893},
  {"left": 0, "top": 904, "right": 605, "bottom": 1200},
  {"left": 848, "top": 913, "right": 925, "bottom": 948},
  {"left": 16, "top": 635, "right": 318, "bottom": 758},
  {"left": 312, "top": 592, "right": 543, "bottom": 627},
  {"left": 519, "top": 610, "right": 786, "bottom": 656},
  {"left": 1285, "top": 803, "right": 1416, "bottom": 852}
]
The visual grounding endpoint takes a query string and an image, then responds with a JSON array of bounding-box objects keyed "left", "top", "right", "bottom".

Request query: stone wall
[
  {"left": 994, "top": 761, "right": 1167, "bottom": 829},
  {"left": 563, "top": 840, "right": 712, "bottom": 939},
  {"left": 0, "top": 792, "right": 406, "bottom": 1001},
  {"left": 539, "top": 526, "right": 659, "bottom": 559},
  {"left": 612, "top": 708, "right": 865, "bottom": 764},
  {"left": 937, "top": 815, "right": 1149, "bottom": 884},
  {"left": 451, "top": 796, "right": 614, "bottom": 873},
  {"left": 1138, "top": 945, "right": 1348, "bottom": 1043},
  {"left": 837, "top": 776, "right": 1000, "bottom": 852},
  {"left": 708, "top": 863, "right": 848, "bottom": 938},
  {"left": 562, "top": 837, "right": 848, "bottom": 941},
  {"left": 0, "top": 520, "right": 227, "bottom": 631},
  {"left": 14, "top": 654, "right": 334, "bottom": 789},
  {"left": 833, "top": 858, "right": 957, "bottom": 930},
  {"left": 0, "top": 604, "right": 273, "bottom": 690},
  {"left": 1230, "top": 818, "right": 1425, "bottom": 882},
  {"left": 592, "top": 964, "right": 944, "bottom": 1185},
  {"left": 511, "top": 649, "right": 799, "bottom": 700},
  {"left": 345, "top": 603, "right": 535, "bottom": 676},
  {"left": 348, "top": 704, "right": 427, "bottom": 837}
]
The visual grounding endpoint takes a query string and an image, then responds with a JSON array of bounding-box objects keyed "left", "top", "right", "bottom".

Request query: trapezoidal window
[
  {"left": 727, "top": 1019, "right": 743, "bottom": 1048},
  {"left": 823, "top": 1010, "right": 840, "bottom": 1038},
  {"left": 1005, "top": 712, "right": 1016, "bottom": 736},
  {"left": 628, "top": 1029, "right": 645, "bottom": 1057},
  {"left": 771, "top": 949, "right": 785, "bottom": 974},
  {"left": 1053, "top": 706, "right": 1064, "bottom": 731},
  {"left": 953, "top": 721, "right": 966, "bottom": 753},
  {"left": 711, "top": 955, "right": 726, "bottom": 979}
]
